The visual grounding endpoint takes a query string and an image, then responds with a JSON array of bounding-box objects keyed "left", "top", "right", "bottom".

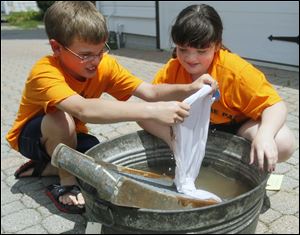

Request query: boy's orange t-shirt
[
  {"left": 153, "top": 49, "right": 282, "bottom": 124},
  {"left": 6, "top": 54, "right": 143, "bottom": 151}
]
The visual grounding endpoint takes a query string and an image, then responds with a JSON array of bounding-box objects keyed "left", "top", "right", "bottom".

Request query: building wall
[
  {"left": 97, "top": 1, "right": 299, "bottom": 66},
  {"left": 96, "top": 1, "right": 157, "bottom": 49}
]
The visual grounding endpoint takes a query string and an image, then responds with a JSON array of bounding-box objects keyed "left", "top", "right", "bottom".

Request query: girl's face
[{"left": 176, "top": 43, "right": 220, "bottom": 79}]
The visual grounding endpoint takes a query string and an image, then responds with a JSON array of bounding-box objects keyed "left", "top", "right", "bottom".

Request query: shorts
[
  {"left": 209, "top": 121, "right": 247, "bottom": 135},
  {"left": 18, "top": 115, "right": 100, "bottom": 163}
]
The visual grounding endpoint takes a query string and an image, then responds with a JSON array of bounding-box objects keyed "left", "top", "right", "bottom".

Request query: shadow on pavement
[
  {"left": 110, "top": 47, "right": 173, "bottom": 64},
  {"left": 258, "top": 66, "right": 299, "bottom": 90},
  {"left": 10, "top": 177, "right": 87, "bottom": 233},
  {"left": 1, "top": 28, "right": 48, "bottom": 40}
]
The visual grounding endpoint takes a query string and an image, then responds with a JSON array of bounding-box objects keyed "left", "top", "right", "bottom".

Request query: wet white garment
[{"left": 172, "top": 85, "right": 222, "bottom": 202}]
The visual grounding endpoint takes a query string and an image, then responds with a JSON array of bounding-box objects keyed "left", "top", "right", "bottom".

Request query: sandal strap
[
  {"left": 69, "top": 185, "right": 81, "bottom": 195},
  {"left": 48, "top": 184, "right": 81, "bottom": 201}
]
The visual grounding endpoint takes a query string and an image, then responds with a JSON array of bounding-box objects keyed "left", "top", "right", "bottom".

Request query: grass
[{"left": 5, "top": 11, "right": 43, "bottom": 29}]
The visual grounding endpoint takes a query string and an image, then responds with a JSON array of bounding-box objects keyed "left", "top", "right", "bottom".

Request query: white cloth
[{"left": 172, "top": 85, "right": 222, "bottom": 202}]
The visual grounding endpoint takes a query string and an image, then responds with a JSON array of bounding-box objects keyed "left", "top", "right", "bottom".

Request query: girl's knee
[
  {"left": 276, "top": 128, "right": 297, "bottom": 162},
  {"left": 236, "top": 120, "right": 258, "bottom": 140}
]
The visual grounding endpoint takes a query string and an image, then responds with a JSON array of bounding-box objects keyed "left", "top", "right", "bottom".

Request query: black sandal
[{"left": 45, "top": 184, "right": 85, "bottom": 214}]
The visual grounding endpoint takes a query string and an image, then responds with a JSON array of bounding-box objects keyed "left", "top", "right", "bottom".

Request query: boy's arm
[
  {"left": 134, "top": 75, "right": 218, "bottom": 102},
  {"left": 56, "top": 94, "right": 190, "bottom": 125}
]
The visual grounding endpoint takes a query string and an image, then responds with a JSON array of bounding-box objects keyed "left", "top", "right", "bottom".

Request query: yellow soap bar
[{"left": 266, "top": 174, "right": 284, "bottom": 191}]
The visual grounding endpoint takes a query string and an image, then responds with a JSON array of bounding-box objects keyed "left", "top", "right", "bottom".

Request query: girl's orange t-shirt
[
  {"left": 153, "top": 49, "right": 282, "bottom": 125},
  {"left": 6, "top": 54, "right": 143, "bottom": 150}
]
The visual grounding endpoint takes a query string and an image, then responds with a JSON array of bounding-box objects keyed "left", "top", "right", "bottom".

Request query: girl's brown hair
[{"left": 171, "top": 4, "right": 227, "bottom": 58}]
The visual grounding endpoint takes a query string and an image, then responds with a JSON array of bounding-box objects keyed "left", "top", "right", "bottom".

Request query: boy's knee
[
  {"left": 41, "top": 111, "right": 77, "bottom": 156},
  {"left": 42, "top": 111, "right": 76, "bottom": 138}
]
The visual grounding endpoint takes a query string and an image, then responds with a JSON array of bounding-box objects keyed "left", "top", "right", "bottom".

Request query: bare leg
[
  {"left": 40, "top": 110, "right": 84, "bottom": 207},
  {"left": 237, "top": 120, "right": 297, "bottom": 163},
  {"left": 138, "top": 120, "right": 173, "bottom": 149}
]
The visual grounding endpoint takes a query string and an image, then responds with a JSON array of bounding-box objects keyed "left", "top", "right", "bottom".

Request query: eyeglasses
[{"left": 63, "top": 42, "right": 111, "bottom": 63}]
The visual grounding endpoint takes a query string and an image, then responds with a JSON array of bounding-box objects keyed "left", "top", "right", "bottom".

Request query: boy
[{"left": 6, "top": 1, "right": 216, "bottom": 214}]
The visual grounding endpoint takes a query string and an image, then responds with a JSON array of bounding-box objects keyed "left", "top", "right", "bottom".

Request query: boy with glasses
[{"left": 6, "top": 1, "right": 217, "bottom": 214}]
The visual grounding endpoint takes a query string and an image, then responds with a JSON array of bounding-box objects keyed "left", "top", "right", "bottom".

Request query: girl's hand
[
  {"left": 192, "top": 73, "right": 219, "bottom": 94},
  {"left": 250, "top": 132, "right": 278, "bottom": 172}
]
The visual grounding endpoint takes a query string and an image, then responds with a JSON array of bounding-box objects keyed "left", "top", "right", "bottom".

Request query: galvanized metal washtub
[{"left": 59, "top": 130, "right": 269, "bottom": 233}]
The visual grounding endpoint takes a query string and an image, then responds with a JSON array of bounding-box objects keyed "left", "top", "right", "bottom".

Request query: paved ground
[{"left": 1, "top": 28, "right": 299, "bottom": 234}]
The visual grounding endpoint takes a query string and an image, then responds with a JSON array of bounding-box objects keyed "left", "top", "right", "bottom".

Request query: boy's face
[
  {"left": 176, "top": 43, "right": 219, "bottom": 79},
  {"left": 51, "top": 38, "right": 107, "bottom": 81}
]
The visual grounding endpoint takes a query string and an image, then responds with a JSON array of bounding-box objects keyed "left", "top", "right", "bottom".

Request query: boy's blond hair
[{"left": 44, "top": 1, "right": 108, "bottom": 46}]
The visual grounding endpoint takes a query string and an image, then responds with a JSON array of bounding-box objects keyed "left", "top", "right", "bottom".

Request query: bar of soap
[{"left": 266, "top": 174, "right": 284, "bottom": 191}]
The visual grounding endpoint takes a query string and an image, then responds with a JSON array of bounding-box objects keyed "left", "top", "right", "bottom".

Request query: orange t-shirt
[
  {"left": 6, "top": 54, "right": 143, "bottom": 151},
  {"left": 153, "top": 49, "right": 282, "bottom": 124}
]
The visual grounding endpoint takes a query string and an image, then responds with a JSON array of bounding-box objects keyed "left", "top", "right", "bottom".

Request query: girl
[{"left": 144, "top": 4, "right": 296, "bottom": 172}]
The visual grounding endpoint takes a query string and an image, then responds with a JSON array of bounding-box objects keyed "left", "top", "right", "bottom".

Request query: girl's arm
[{"left": 250, "top": 101, "right": 287, "bottom": 171}]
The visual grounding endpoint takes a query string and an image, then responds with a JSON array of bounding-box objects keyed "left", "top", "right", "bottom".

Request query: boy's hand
[
  {"left": 149, "top": 101, "right": 190, "bottom": 125},
  {"left": 192, "top": 74, "right": 218, "bottom": 94}
]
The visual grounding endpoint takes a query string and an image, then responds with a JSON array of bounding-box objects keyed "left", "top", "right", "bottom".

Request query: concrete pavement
[{"left": 1, "top": 27, "right": 299, "bottom": 234}]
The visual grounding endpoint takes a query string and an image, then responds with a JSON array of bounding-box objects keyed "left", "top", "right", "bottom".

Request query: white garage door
[{"left": 159, "top": 1, "right": 299, "bottom": 66}]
